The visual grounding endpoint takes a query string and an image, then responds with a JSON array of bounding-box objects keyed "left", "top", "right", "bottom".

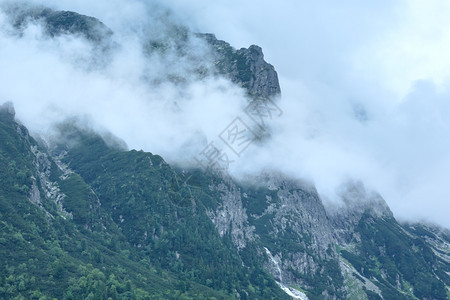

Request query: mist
[
  {"left": 1, "top": 0, "right": 450, "bottom": 229},
  {"left": 169, "top": 0, "right": 450, "bottom": 228},
  {"left": 0, "top": 0, "right": 252, "bottom": 163}
]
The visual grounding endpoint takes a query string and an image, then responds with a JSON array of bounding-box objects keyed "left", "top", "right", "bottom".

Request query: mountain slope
[
  {"left": 1, "top": 103, "right": 287, "bottom": 299},
  {"left": 3, "top": 99, "right": 448, "bottom": 299}
]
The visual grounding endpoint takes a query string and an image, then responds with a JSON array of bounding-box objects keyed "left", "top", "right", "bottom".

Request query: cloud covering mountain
[{"left": 1, "top": 0, "right": 450, "bottom": 228}]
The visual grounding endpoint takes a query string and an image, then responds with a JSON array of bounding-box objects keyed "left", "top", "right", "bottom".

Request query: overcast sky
[
  {"left": 162, "top": 0, "right": 450, "bottom": 228},
  {"left": 1, "top": 0, "right": 450, "bottom": 228}
]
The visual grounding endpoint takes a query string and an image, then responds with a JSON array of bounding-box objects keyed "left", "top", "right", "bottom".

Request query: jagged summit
[
  {"left": 3, "top": 3, "right": 281, "bottom": 100},
  {"left": 199, "top": 33, "right": 281, "bottom": 99}
]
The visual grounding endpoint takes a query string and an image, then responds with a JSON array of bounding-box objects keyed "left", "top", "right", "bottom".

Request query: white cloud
[
  {"left": 166, "top": 0, "right": 450, "bottom": 227},
  {"left": 1, "top": 0, "right": 450, "bottom": 228},
  {"left": 0, "top": 1, "right": 248, "bottom": 161},
  {"left": 356, "top": 0, "right": 450, "bottom": 98}
]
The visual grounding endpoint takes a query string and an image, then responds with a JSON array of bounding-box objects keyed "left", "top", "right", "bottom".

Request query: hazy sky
[
  {"left": 1, "top": 0, "right": 450, "bottom": 228},
  {"left": 160, "top": 0, "right": 450, "bottom": 228}
]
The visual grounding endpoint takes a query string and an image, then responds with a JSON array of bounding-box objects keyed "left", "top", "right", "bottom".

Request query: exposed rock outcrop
[
  {"left": 206, "top": 179, "right": 255, "bottom": 249},
  {"left": 326, "top": 182, "right": 393, "bottom": 244},
  {"left": 199, "top": 33, "right": 281, "bottom": 99}
]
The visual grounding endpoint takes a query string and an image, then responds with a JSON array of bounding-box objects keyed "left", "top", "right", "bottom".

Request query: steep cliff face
[
  {"left": 199, "top": 172, "right": 345, "bottom": 298},
  {"left": 205, "top": 178, "right": 255, "bottom": 250},
  {"left": 0, "top": 103, "right": 106, "bottom": 229},
  {"left": 207, "top": 173, "right": 450, "bottom": 299},
  {"left": 242, "top": 175, "right": 344, "bottom": 298},
  {"left": 199, "top": 33, "right": 281, "bottom": 99},
  {"left": 202, "top": 172, "right": 344, "bottom": 296}
]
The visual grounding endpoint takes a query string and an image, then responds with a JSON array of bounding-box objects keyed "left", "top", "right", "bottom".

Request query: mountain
[{"left": 1, "top": 5, "right": 450, "bottom": 300}]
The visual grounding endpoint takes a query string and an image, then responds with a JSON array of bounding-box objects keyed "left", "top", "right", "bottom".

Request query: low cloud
[
  {"left": 1, "top": 0, "right": 450, "bottom": 228},
  {"left": 163, "top": 0, "right": 450, "bottom": 228},
  {"left": 0, "top": 0, "right": 250, "bottom": 163}
]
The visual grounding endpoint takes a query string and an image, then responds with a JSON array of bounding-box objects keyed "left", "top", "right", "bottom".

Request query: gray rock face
[
  {"left": 204, "top": 170, "right": 450, "bottom": 300},
  {"left": 28, "top": 180, "right": 41, "bottom": 206},
  {"left": 246, "top": 174, "right": 340, "bottom": 292},
  {"left": 0, "top": 103, "right": 71, "bottom": 218},
  {"left": 30, "top": 144, "right": 71, "bottom": 218},
  {"left": 206, "top": 172, "right": 342, "bottom": 297},
  {"left": 325, "top": 182, "right": 393, "bottom": 244},
  {"left": 206, "top": 179, "right": 254, "bottom": 249},
  {"left": 199, "top": 33, "right": 281, "bottom": 99},
  {"left": 270, "top": 176, "right": 335, "bottom": 257}
]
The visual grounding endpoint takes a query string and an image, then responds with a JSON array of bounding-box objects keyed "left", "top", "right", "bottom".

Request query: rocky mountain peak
[{"left": 199, "top": 33, "right": 281, "bottom": 99}]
